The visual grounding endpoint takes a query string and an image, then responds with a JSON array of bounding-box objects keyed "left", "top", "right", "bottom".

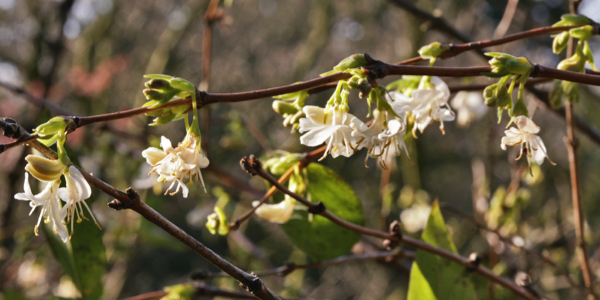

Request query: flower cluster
[{"left": 293, "top": 73, "right": 455, "bottom": 169}]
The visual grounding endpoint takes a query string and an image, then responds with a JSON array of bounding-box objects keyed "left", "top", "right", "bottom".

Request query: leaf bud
[
  {"left": 145, "top": 78, "right": 170, "bottom": 89},
  {"left": 333, "top": 54, "right": 367, "bottom": 72},
  {"left": 552, "top": 14, "right": 591, "bottom": 27},
  {"left": 272, "top": 100, "right": 299, "bottom": 116},
  {"left": 569, "top": 25, "right": 594, "bottom": 40},
  {"left": 34, "top": 117, "right": 68, "bottom": 137}
]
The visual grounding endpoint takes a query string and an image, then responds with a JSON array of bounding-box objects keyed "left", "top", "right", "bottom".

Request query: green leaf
[
  {"left": 280, "top": 163, "right": 364, "bottom": 261},
  {"left": 42, "top": 219, "right": 82, "bottom": 293},
  {"left": 69, "top": 196, "right": 106, "bottom": 300},
  {"left": 407, "top": 201, "right": 477, "bottom": 300}
]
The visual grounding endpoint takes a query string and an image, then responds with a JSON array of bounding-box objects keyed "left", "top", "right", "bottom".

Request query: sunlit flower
[
  {"left": 15, "top": 173, "right": 68, "bottom": 242},
  {"left": 501, "top": 116, "right": 554, "bottom": 169},
  {"left": 450, "top": 91, "right": 488, "bottom": 128},
  {"left": 142, "top": 133, "right": 209, "bottom": 197},
  {"left": 58, "top": 165, "right": 100, "bottom": 237},
  {"left": 391, "top": 76, "right": 455, "bottom": 136},
  {"left": 252, "top": 196, "right": 297, "bottom": 224},
  {"left": 298, "top": 105, "right": 360, "bottom": 160},
  {"left": 351, "top": 109, "right": 410, "bottom": 169}
]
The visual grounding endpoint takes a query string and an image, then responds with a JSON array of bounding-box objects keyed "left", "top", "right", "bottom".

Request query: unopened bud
[
  {"left": 205, "top": 207, "right": 230, "bottom": 235},
  {"left": 512, "top": 98, "right": 528, "bottom": 117},
  {"left": 495, "top": 85, "right": 511, "bottom": 107},
  {"left": 35, "top": 117, "right": 68, "bottom": 137},
  {"left": 333, "top": 54, "right": 367, "bottom": 72},
  {"left": 25, "top": 155, "right": 66, "bottom": 182},
  {"left": 272, "top": 100, "right": 299, "bottom": 115},
  {"left": 418, "top": 42, "right": 450, "bottom": 59},
  {"left": 569, "top": 25, "right": 594, "bottom": 40},
  {"left": 483, "top": 84, "right": 498, "bottom": 107},
  {"left": 553, "top": 14, "right": 591, "bottom": 27},
  {"left": 552, "top": 32, "right": 570, "bottom": 54},
  {"left": 145, "top": 78, "right": 170, "bottom": 89}
]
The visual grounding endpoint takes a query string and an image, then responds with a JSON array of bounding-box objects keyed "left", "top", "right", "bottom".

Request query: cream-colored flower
[
  {"left": 390, "top": 77, "right": 455, "bottom": 136},
  {"left": 15, "top": 173, "right": 68, "bottom": 242},
  {"left": 58, "top": 165, "right": 100, "bottom": 237},
  {"left": 501, "top": 116, "right": 554, "bottom": 168},
  {"left": 351, "top": 109, "right": 410, "bottom": 169},
  {"left": 450, "top": 91, "right": 488, "bottom": 128},
  {"left": 252, "top": 196, "right": 296, "bottom": 224},
  {"left": 142, "top": 133, "right": 209, "bottom": 197},
  {"left": 298, "top": 105, "right": 360, "bottom": 160}
]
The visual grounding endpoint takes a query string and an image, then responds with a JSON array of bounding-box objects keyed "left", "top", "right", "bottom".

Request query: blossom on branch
[
  {"left": 252, "top": 196, "right": 297, "bottom": 224},
  {"left": 298, "top": 105, "right": 360, "bottom": 160},
  {"left": 142, "top": 133, "right": 209, "bottom": 197},
  {"left": 450, "top": 91, "right": 488, "bottom": 128},
  {"left": 58, "top": 165, "right": 101, "bottom": 237},
  {"left": 15, "top": 173, "right": 68, "bottom": 242},
  {"left": 501, "top": 116, "right": 554, "bottom": 171}
]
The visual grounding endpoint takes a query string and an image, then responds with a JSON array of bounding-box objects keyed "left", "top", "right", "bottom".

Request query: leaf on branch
[
  {"left": 407, "top": 200, "right": 477, "bottom": 300},
  {"left": 280, "top": 163, "right": 364, "bottom": 261}
]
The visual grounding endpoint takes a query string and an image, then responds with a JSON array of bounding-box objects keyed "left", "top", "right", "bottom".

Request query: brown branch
[
  {"left": 566, "top": 1, "right": 596, "bottom": 298},
  {"left": 241, "top": 154, "right": 537, "bottom": 300},
  {"left": 193, "top": 249, "right": 414, "bottom": 280},
  {"left": 0, "top": 120, "right": 281, "bottom": 300},
  {"left": 438, "top": 202, "right": 581, "bottom": 292}
]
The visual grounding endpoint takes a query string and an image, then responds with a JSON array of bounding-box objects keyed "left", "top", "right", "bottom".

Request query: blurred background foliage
[{"left": 1, "top": 0, "right": 600, "bottom": 299}]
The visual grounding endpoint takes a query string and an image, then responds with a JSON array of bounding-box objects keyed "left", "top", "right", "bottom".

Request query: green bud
[
  {"left": 418, "top": 42, "right": 450, "bottom": 59},
  {"left": 145, "top": 78, "right": 170, "bottom": 89},
  {"left": 495, "top": 85, "right": 512, "bottom": 107},
  {"left": 569, "top": 25, "right": 594, "bottom": 40},
  {"left": 557, "top": 53, "right": 586, "bottom": 73},
  {"left": 149, "top": 110, "right": 177, "bottom": 126},
  {"left": 552, "top": 14, "right": 591, "bottom": 27},
  {"left": 486, "top": 53, "right": 532, "bottom": 77},
  {"left": 552, "top": 32, "right": 570, "bottom": 54},
  {"left": 264, "top": 153, "right": 302, "bottom": 175},
  {"left": 35, "top": 117, "right": 68, "bottom": 137},
  {"left": 272, "top": 100, "right": 299, "bottom": 115},
  {"left": 512, "top": 98, "right": 528, "bottom": 116},
  {"left": 483, "top": 83, "right": 499, "bottom": 107},
  {"left": 143, "top": 89, "right": 165, "bottom": 101},
  {"left": 583, "top": 41, "right": 596, "bottom": 70},
  {"left": 169, "top": 77, "right": 196, "bottom": 96},
  {"left": 171, "top": 104, "right": 191, "bottom": 115},
  {"left": 562, "top": 81, "right": 580, "bottom": 102},
  {"left": 25, "top": 154, "right": 66, "bottom": 182},
  {"left": 206, "top": 207, "right": 230, "bottom": 236},
  {"left": 333, "top": 54, "right": 367, "bottom": 72},
  {"left": 348, "top": 75, "right": 361, "bottom": 90}
]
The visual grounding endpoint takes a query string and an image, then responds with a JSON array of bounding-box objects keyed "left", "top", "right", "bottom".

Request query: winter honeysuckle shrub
[{"left": 501, "top": 116, "right": 555, "bottom": 174}]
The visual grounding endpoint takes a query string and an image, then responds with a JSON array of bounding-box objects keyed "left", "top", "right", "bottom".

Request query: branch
[
  {"left": 565, "top": 1, "right": 596, "bottom": 298},
  {"left": 192, "top": 249, "right": 414, "bottom": 279},
  {"left": 241, "top": 155, "right": 538, "bottom": 300},
  {"left": 0, "top": 119, "right": 281, "bottom": 300}
]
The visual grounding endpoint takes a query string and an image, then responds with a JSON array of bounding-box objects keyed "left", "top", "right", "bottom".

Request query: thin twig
[
  {"left": 194, "top": 249, "right": 414, "bottom": 279},
  {"left": 565, "top": 1, "right": 596, "bottom": 299},
  {"left": 242, "top": 155, "right": 537, "bottom": 300},
  {"left": 0, "top": 120, "right": 281, "bottom": 300}
]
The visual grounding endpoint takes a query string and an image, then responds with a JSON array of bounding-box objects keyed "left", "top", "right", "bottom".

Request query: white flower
[
  {"left": 15, "top": 173, "right": 68, "bottom": 242},
  {"left": 298, "top": 105, "right": 360, "bottom": 160},
  {"left": 58, "top": 165, "right": 101, "bottom": 237},
  {"left": 252, "top": 196, "right": 297, "bottom": 224},
  {"left": 392, "top": 76, "right": 455, "bottom": 136},
  {"left": 450, "top": 91, "right": 488, "bottom": 128},
  {"left": 142, "top": 133, "right": 209, "bottom": 197},
  {"left": 501, "top": 116, "right": 554, "bottom": 168},
  {"left": 350, "top": 109, "right": 410, "bottom": 169}
]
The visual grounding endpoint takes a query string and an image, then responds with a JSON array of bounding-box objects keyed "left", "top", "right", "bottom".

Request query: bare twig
[
  {"left": 242, "top": 154, "right": 537, "bottom": 300},
  {"left": 565, "top": 1, "right": 596, "bottom": 299}
]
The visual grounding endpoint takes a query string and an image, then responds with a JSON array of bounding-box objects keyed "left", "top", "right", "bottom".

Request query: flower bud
[
  {"left": 205, "top": 207, "right": 230, "bottom": 235},
  {"left": 333, "top": 54, "right": 367, "bottom": 72},
  {"left": 418, "top": 42, "right": 450, "bottom": 59},
  {"left": 145, "top": 78, "right": 170, "bottom": 89},
  {"left": 552, "top": 14, "right": 591, "bottom": 27},
  {"left": 169, "top": 77, "right": 196, "bottom": 95},
  {"left": 569, "top": 25, "right": 594, "bottom": 40},
  {"left": 495, "top": 85, "right": 511, "bottom": 107},
  {"left": 550, "top": 81, "right": 564, "bottom": 108},
  {"left": 348, "top": 75, "right": 361, "bottom": 90},
  {"left": 552, "top": 32, "right": 570, "bottom": 54},
  {"left": 253, "top": 196, "right": 296, "bottom": 224},
  {"left": 35, "top": 117, "right": 68, "bottom": 137},
  {"left": 557, "top": 53, "right": 586, "bottom": 73},
  {"left": 512, "top": 98, "right": 528, "bottom": 117},
  {"left": 483, "top": 84, "right": 498, "bottom": 107},
  {"left": 25, "top": 154, "right": 66, "bottom": 182},
  {"left": 264, "top": 153, "right": 302, "bottom": 175},
  {"left": 272, "top": 100, "right": 299, "bottom": 115},
  {"left": 562, "top": 81, "right": 580, "bottom": 102}
]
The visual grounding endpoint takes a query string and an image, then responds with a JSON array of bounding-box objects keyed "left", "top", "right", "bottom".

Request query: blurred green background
[{"left": 1, "top": 0, "right": 600, "bottom": 299}]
